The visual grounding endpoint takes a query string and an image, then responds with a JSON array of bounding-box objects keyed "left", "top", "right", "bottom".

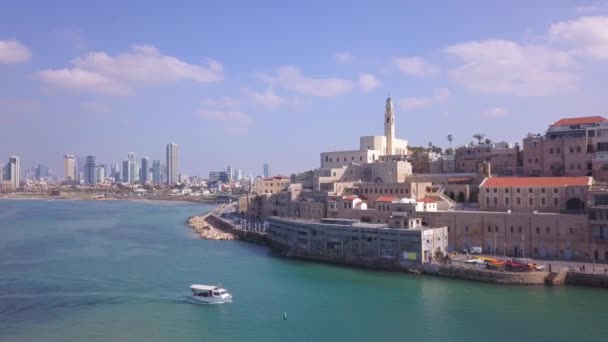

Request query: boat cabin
[{"left": 190, "top": 284, "right": 228, "bottom": 298}]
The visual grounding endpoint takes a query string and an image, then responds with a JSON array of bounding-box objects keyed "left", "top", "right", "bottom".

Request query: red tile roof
[
  {"left": 550, "top": 116, "right": 606, "bottom": 127},
  {"left": 342, "top": 195, "right": 359, "bottom": 201},
  {"left": 481, "top": 177, "right": 591, "bottom": 188},
  {"left": 375, "top": 196, "right": 399, "bottom": 203},
  {"left": 418, "top": 197, "right": 436, "bottom": 203}
]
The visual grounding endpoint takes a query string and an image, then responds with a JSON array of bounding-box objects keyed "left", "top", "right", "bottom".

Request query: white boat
[{"left": 190, "top": 284, "right": 232, "bottom": 304}]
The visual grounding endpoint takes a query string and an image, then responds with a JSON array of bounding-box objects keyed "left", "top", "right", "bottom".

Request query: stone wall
[
  {"left": 423, "top": 264, "right": 550, "bottom": 285},
  {"left": 566, "top": 272, "right": 608, "bottom": 288}
]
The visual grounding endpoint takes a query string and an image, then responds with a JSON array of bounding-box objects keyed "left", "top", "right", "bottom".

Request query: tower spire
[{"left": 384, "top": 97, "right": 395, "bottom": 155}]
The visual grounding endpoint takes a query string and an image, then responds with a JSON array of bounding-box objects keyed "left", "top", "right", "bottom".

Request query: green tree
[{"left": 473, "top": 133, "right": 486, "bottom": 144}]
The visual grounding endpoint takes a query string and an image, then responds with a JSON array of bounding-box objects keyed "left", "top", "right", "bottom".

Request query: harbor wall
[
  {"left": 422, "top": 264, "right": 550, "bottom": 285},
  {"left": 566, "top": 272, "right": 608, "bottom": 288},
  {"left": 205, "top": 215, "right": 266, "bottom": 243}
]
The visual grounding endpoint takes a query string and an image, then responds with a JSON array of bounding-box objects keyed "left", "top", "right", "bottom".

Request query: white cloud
[
  {"left": 242, "top": 87, "right": 284, "bottom": 109},
  {"left": 575, "top": 3, "right": 608, "bottom": 14},
  {"left": 38, "top": 68, "right": 130, "bottom": 95},
  {"left": 549, "top": 16, "right": 608, "bottom": 59},
  {"left": 358, "top": 74, "right": 381, "bottom": 92},
  {"left": 38, "top": 45, "right": 223, "bottom": 95},
  {"left": 482, "top": 107, "right": 510, "bottom": 118},
  {"left": 257, "top": 66, "right": 353, "bottom": 97},
  {"left": 335, "top": 52, "right": 353, "bottom": 64},
  {"left": 398, "top": 88, "right": 451, "bottom": 112},
  {"left": 200, "top": 96, "right": 238, "bottom": 108},
  {"left": 0, "top": 39, "right": 31, "bottom": 64},
  {"left": 445, "top": 39, "right": 578, "bottom": 96},
  {"left": 81, "top": 101, "right": 111, "bottom": 113},
  {"left": 395, "top": 57, "right": 440, "bottom": 76},
  {"left": 197, "top": 109, "right": 252, "bottom": 125}
]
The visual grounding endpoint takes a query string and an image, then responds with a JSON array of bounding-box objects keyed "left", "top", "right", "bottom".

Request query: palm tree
[
  {"left": 473, "top": 133, "right": 486, "bottom": 144},
  {"left": 447, "top": 134, "right": 453, "bottom": 150},
  {"left": 428, "top": 142, "right": 433, "bottom": 151}
]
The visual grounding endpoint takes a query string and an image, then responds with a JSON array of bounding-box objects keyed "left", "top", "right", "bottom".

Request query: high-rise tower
[
  {"left": 384, "top": 97, "right": 395, "bottom": 156},
  {"left": 64, "top": 154, "right": 76, "bottom": 181},
  {"left": 166, "top": 143, "right": 179, "bottom": 184}
]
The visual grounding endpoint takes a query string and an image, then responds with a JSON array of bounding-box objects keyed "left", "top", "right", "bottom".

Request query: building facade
[
  {"left": 166, "top": 143, "right": 179, "bottom": 184},
  {"left": 84, "top": 155, "right": 96, "bottom": 185},
  {"left": 64, "top": 154, "right": 76, "bottom": 181}
]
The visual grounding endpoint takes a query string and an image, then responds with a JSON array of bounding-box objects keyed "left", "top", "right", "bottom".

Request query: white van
[{"left": 462, "top": 247, "right": 482, "bottom": 254}]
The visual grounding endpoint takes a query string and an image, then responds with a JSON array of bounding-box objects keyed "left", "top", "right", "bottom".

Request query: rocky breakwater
[{"left": 187, "top": 213, "right": 237, "bottom": 240}]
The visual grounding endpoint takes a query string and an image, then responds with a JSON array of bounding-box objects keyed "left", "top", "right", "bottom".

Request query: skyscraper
[
  {"left": 128, "top": 152, "right": 138, "bottom": 183},
  {"left": 140, "top": 157, "right": 150, "bottom": 184},
  {"left": 226, "top": 165, "right": 233, "bottom": 182},
  {"left": 84, "top": 156, "right": 96, "bottom": 185},
  {"left": 236, "top": 169, "right": 243, "bottom": 181},
  {"left": 152, "top": 160, "right": 161, "bottom": 184},
  {"left": 64, "top": 154, "right": 76, "bottom": 180},
  {"left": 6, "top": 156, "right": 20, "bottom": 188},
  {"left": 263, "top": 162, "right": 271, "bottom": 178},
  {"left": 76, "top": 156, "right": 85, "bottom": 181},
  {"left": 96, "top": 165, "right": 105, "bottom": 183},
  {"left": 166, "top": 142, "right": 178, "bottom": 184},
  {"left": 122, "top": 160, "right": 130, "bottom": 183}
]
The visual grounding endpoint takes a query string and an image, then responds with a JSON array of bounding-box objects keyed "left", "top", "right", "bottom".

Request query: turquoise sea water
[{"left": 1, "top": 199, "right": 607, "bottom": 342}]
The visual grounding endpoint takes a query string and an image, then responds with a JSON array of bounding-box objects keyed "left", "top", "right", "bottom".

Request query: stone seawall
[
  {"left": 566, "top": 272, "right": 608, "bottom": 288},
  {"left": 422, "top": 264, "right": 550, "bottom": 285},
  {"left": 204, "top": 215, "right": 267, "bottom": 244}
]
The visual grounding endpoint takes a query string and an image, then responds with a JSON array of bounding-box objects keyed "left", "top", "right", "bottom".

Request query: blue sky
[{"left": 1, "top": 1, "right": 608, "bottom": 177}]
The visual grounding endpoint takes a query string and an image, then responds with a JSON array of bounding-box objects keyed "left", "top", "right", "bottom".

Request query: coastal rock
[{"left": 187, "top": 214, "right": 237, "bottom": 241}]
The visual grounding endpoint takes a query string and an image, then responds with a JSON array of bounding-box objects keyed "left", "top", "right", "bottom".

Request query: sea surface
[{"left": 1, "top": 199, "right": 607, "bottom": 342}]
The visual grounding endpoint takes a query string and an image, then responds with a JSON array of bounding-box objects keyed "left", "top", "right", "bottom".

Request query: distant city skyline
[{"left": 2, "top": 2, "right": 608, "bottom": 176}]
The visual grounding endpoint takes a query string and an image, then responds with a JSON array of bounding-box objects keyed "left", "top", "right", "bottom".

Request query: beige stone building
[
  {"left": 455, "top": 142, "right": 519, "bottom": 175},
  {"left": 522, "top": 116, "right": 608, "bottom": 179},
  {"left": 253, "top": 176, "right": 290, "bottom": 195},
  {"left": 479, "top": 176, "right": 591, "bottom": 213}
]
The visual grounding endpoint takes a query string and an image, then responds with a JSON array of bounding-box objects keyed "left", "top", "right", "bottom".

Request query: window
[
  {"left": 529, "top": 198, "right": 533, "bottom": 206},
  {"left": 541, "top": 188, "right": 545, "bottom": 193},
  {"left": 541, "top": 198, "right": 546, "bottom": 206},
  {"left": 577, "top": 146, "right": 582, "bottom": 153},
  {"left": 518, "top": 226, "right": 522, "bottom": 233},
  {"left": 549, "top": 148, "right": 554, "bottom": 154},
  {"left": 554, "top": 188, "right": 558, "bottom": 194},
  {"left": 465, "top": 226, "right": 469, "bottom": 232},
  {"left": 505, "top": 198, "right": 510, "bottom": 205},
  {"left": 517, "top": 188, "right": 521, "bottom": 193},
  {"left": 493, "top": 197, "right": 498, "bottom": 205},
  {"left": 488, "top": 226, "right": 491, "bottom": 232},
  {"left": 529, "top": 188, "right": 533, "bottom": 193},
  {"left": 495, "top": 226, "right": 499, "bottom": 232},
  {"left": 536, "top": 227, "right": 540, "bottom": 234},
  {"left": 505, "top": 188, "right": 509, "bottom": 193},
  {"left": 534, "top": 248, "right": 539, "bottom": 254},
  {"left": 493, "top": 188, "right": 497, "bottom": 193},
  {"left": 554, "top": 198, "right": 559, "bottom": 206},
  {"left": 486, "top": 198, "right": 490, "bottom": 205},
  {"left": 486, "top": 188, "right": 489, "bottom": 193},
  {"left": 447, "top": 226, "right": 450, "bottom": 232},
  {"left": 569, "top": 228, "right": 574, "bottom": 234},
  {"left": 510, "top": 226, "right": 514, "bottom": 233},
  {"left": 546, "top": 226, "right": 550, "bottom": 234},
  {"left": 517, "top": 198, "right": 521, "bottom": 205}
]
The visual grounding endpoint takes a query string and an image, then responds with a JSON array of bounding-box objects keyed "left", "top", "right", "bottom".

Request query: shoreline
[
  {"left": 186, "top": 205, "right": 238, "bottom": 241},
  {"left": 0, "top": 194, "right": 218, "bottom": 205}
]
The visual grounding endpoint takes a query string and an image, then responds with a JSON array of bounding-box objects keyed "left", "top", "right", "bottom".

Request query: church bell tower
[{"left": 384, "top": 97, "right": 395, "bottom": 155}]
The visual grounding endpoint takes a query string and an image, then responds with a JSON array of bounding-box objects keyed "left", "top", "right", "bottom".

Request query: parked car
[
  {"left": 461, "top": 247, "right": 482, "bottom": 255},
  {"left": 505, "top": 258, "right": 532, "bottom": 272}
]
